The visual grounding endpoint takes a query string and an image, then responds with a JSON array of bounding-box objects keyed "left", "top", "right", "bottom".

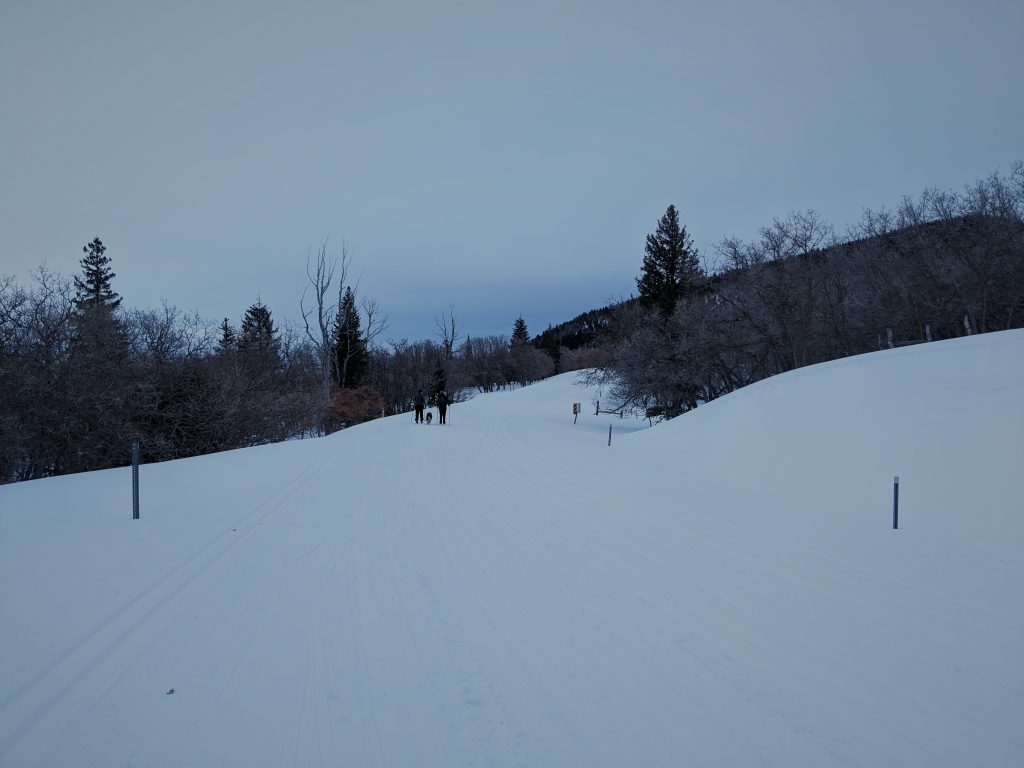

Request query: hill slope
[{"left": 1, "top": 331, "right": 1022, "bottom": 767}]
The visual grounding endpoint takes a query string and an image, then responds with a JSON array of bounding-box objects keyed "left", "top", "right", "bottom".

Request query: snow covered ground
[{"left": 1, "top": 330, "right": 1022, "bottom": 767}]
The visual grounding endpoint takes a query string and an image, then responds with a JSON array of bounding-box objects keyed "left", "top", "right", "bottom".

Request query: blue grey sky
[{"left": 2, "top": 0, "right": 1021, "bottom": 342}]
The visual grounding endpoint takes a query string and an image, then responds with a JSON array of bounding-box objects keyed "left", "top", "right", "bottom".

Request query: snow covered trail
[{"left": 1, "top": 331, "right": 1022, "bottom": 767}]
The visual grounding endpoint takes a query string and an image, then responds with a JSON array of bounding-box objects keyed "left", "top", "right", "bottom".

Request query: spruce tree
[
  {"left": 239, "top": 300, "right": 278, "bottom": 353},
  {"left": 74, "top": 237, "right": 121, "bottom": 312},
  {"left": 333, "top": 286, "right": 367, "bottom": 388},
  {"left": 238, "top": 300, "right": 281, "bottom": 386},
  {"left": 541, "top": 329, "right": 562, "bottom": 374},
  {"left": 70, "top": 236, "right": 125, "bottom": 350},
  {"left": 68, "top": 237, "right": 128, "bottom": 470},
  {"left": 635, "top": 205, "right": 701, "bottom": 318},
  {"left": 431, "top": 358, "right": 448, "bottom": 402},
  {"left": 510, "top": 316, "right": 529, "bottom": 347},
  {"left": 218, "top": 318, "right": 237, "bottom": 352}
]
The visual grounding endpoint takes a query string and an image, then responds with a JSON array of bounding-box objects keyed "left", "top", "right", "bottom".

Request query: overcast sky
[{"left": 2, "top": 0, "right": 1021, "bottom": 342}]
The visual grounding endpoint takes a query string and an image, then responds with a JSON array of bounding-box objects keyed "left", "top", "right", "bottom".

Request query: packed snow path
[{"left": 2, "top": 332, "right": 1022, "bottom": 767}]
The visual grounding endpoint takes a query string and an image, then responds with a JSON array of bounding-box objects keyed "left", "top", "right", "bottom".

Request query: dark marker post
[
  {"left": 892, "top": 475, "right": 899, "bottom": 530},
  {"left": 132, "top": 441, "right": 141, "bottom": 520},
  {"left": 608, "top": 424, "right": 612, "bottom": 447}
]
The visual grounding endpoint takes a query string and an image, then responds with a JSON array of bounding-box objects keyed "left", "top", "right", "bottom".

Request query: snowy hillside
[{"left": 1, "top": 331, "right": 1022, "bottom": 767}]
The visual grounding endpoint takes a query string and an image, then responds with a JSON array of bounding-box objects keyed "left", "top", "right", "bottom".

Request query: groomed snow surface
[{"left": 2, "top": 331, "right": 1022, "bottom": 767}]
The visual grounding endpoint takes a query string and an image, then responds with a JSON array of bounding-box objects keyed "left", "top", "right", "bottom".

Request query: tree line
[
  {"left": 586, "top": 163, "right": 1024, "bottom": 418},
  {"left": 0, "top": 240, "right": 558, "bottom": 483},
  {"left": 4, "top": 164, "right": 1020, "bottom": 483}
]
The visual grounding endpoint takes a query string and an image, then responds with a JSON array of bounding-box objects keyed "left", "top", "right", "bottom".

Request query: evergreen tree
[
  {"left": 237, "top": 300, "right": 281, "bottom": 389},
  {"left": 540, "top": 327, "right": 562, "bottom": 374},
  {"left": 70, "top": 236, "right": 125, "bottom": 349},
  {"left": 74, "top": 237, "right": 122, "bottom": 312},
  {"left": 218, "top": 318, "right": 237, "bottom": 352},
  {"left": 510, "top": 316, "right": 529, "bottom": 347},
  {"left": 333, "top": 286, "right": 367, "bottom": 388},
  {"left": 68, "top": 237, "right": 130, "bottom": 471},
  {"left": 431, "top": 358, "right": 448, "bottom": 402},
  {"left": 635, "top": 205, "right": 701, "bottom": 318},
  {"left": 238, "top": 300, "right": 278, "bottom": 353}
]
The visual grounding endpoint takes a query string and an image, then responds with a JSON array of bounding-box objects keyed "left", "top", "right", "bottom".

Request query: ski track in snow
[
  {"left": 1, "top": 331, "right": 1022, "bottom": 767},
  {"left": 1, "top": 431, "right": 353, "bottom": 766}
]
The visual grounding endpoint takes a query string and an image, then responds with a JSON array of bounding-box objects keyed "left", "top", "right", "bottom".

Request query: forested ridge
[
  {"left": 547, "top": 166, "right": 1024, "bottom": 417},
  {"left": 536, "top": 215, "right": 1023, "bottom": 356},
  {"left": 2, "top": 165, "right": 1020, "bottom": 482}
]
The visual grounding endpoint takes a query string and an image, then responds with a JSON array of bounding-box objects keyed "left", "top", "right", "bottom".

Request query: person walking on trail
[
  {"left": 413, "top": 390, "right": 425, "bottom": 423},
  {"left": 437, "top": 390, "right": 449, "bottom": 425}
]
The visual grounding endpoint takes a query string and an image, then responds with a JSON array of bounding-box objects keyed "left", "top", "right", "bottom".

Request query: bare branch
[
  {"left": 434, "top": 306, "right": 460, "bottom": 359},
  {"left": 360, "top": 296, "right": 389, "bottom": 349}
]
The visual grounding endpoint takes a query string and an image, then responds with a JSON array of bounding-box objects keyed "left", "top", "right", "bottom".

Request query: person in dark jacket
[
  {"left": 413, "top": 390, "right": 425, "bottom": 423},
  {"left": 437, "top": 390, "right": 449, "bottom": 425}
]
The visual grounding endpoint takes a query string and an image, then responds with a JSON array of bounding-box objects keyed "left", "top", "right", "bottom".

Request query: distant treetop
[{"left": 74, "top": 237, "right": 122, "bottom": 312}]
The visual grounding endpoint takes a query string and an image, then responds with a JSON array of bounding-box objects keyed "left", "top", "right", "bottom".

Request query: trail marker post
[
  {"left": 132, "top": 441, "right": 140, "bottom": 520},
  {"left": 573, "top": 402, "right": 580, "bottom": 424},
  {"left": 892, "top": 475, "right": 899, "bottom": 530},
  {"left": 608, "top": 424, "right": 612, "bottom": 447}
]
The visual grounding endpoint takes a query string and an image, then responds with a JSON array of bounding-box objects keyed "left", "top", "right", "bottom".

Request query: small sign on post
[
  {"left": 572, "top": 402, "right": 581, "bottom": 424},
  {"left": 132, "top": 441, "right": 140, "bottom": 520}
]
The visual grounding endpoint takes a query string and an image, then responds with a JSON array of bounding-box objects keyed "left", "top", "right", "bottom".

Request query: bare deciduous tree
[
  {"left": 361, "top": 296, "right": 388, "bottom": 349},
  {"left": 435, "top": 306, "right": 460, "bottom": 359},
  {"left": 301, "top": 240, "right": 350, "bottom": 414}
]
